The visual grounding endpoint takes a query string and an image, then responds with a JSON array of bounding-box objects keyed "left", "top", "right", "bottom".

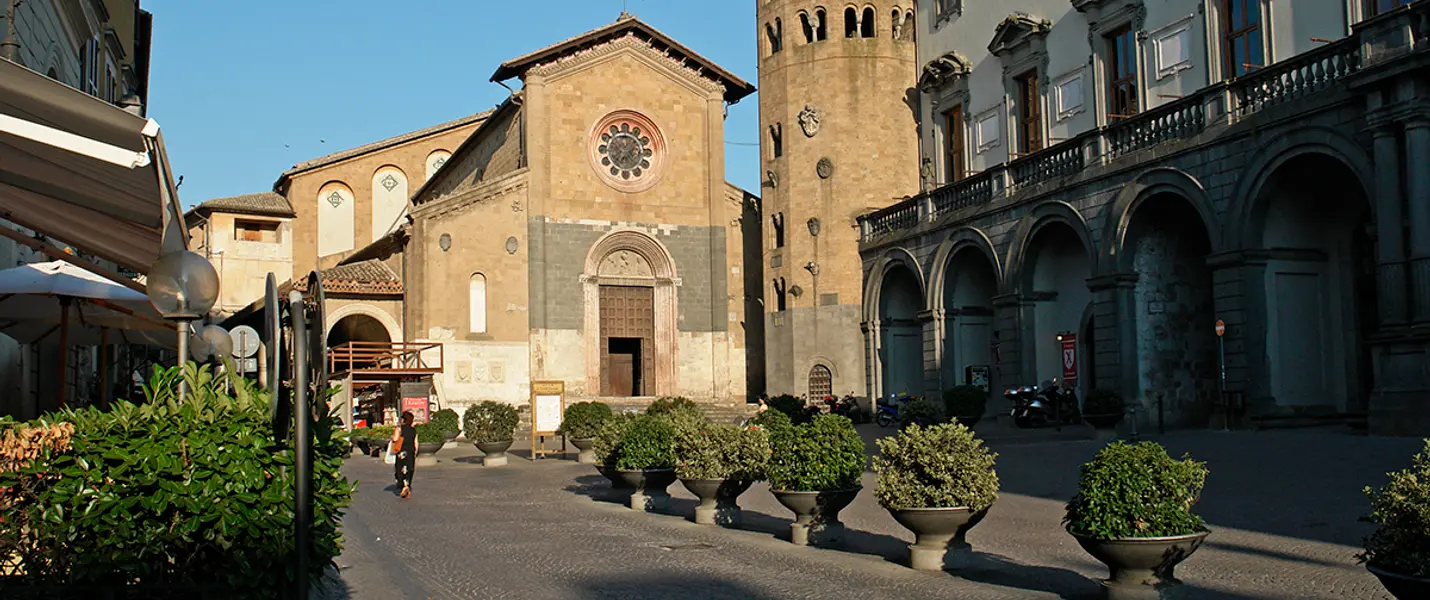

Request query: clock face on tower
[{"left": 589, "top": 110, "right": 665, "bottom": 193}]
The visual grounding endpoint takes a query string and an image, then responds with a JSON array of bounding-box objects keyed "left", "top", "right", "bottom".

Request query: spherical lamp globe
[
  {"left": 200, "top": 325, "right": 233, "bottom": 361},
  {"left": 146, "top": 251, "right": 220, "bottom": 320}
]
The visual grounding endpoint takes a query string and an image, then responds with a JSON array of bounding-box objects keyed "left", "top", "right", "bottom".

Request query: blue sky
[{"left": 143, "top": 0, "right": 761, "bottom": 208}]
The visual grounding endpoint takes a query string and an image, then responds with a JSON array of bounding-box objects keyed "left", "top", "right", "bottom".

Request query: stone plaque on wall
[{"left": 489, "top": 360, "right": 506, "bottom": 383}]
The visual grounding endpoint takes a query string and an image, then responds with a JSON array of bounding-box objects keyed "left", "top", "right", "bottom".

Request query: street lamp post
[{"left": 146, "top": 250, "right": 219, "bottom": 400}]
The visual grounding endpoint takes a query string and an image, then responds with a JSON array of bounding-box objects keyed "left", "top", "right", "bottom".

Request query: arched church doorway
[
  {"left": 940, "top": 248, "right": 998, "bottom": 391},
  {"left": 582, "top": 231, "right": 680, "bottom": 398},
  {"left": 878, "top": 264, "right": 923, "bottom": 397},
  {"left": 1252, "top": 153, "right": 1373, "bottom": 413},
  {"left": 1024, "top": 222, "right": 1094, "bottom": 392},
  {"left": 1123, "top": 193, "right": 1217, "bottom": 425}
]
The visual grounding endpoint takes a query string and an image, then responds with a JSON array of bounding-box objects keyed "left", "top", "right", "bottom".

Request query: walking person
[{"left": 391, "top": 411, "right": 417, "bottom": 498}]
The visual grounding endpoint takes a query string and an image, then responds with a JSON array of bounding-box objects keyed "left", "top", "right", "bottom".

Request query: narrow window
[
  {"left": 771, "top": 123, "right": 783, "bottom": 158},
  {"left": 766, "top": 23, "right": 779, "bottom": 54},
  {"left": 816, "top": 9, "right": 828, "bottom": 41},
  {"left": 845, "top": 7, "right": 858, "bottom": 38},
  {"left": 773, "top": 213, "right": 786, "bottom": 249},
  {"left": 469, "top": 273, "right": 487, "bottom": 334},
  {"left": 775, "top": 278, "right": 788, "bottom": 312},
  {"left": 1016, "top": 70, "right": 1043, "bottom": 154},
  {"left": 861, "top": 7, "right": 876, "bottom": 38},
  {"left": 892, "top": 9, "right": 902, "bottom": 39},
  {"left": 1367, "top": 0, "right": 1411, "bottom": 18},
  {"left": 801, "top": 12, "right": 815, "bottom": 44},
  {"left": 1106, "top": 26, "right": 1139, "bottom": 119},
  {"left": 944, "top": 106, "right": 966, "bottom": 182},
  {"left": 905, "top": 10, "right": 916, "bottom": 42},
  {"left": 775, "top": 18, "right": 784, "bottom": 52},
  {"left": 1222, "top": 0, "right": 1264, "bottom": 78}
]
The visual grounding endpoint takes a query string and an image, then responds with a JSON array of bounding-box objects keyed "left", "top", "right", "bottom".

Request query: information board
[{"left": 529, "top": 380, "right": 566, "bottom": 459}]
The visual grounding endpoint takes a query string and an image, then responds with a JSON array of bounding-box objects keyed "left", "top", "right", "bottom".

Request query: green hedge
[
  {"left": 414, "top": 422, "right": 446, "bottom": 444},
  {"left": 1064, "top": 441, "right": 1209, "bottom": 539},
  {"left": 613, "top": 415, "right": 677, "bottom": 471},
  {"left": 874, "top": 423, "right": 998, "bottom": 510},
  {"left": 767, "top": 414, "right": 867, "bottom": 492},
  {"left": 462, "top": 401, "right": 519, "bottom": 443},
  {"left": 560, "top": 402, "right": 612, "bottom": 439},
  {"left": 675, "top": 423, "right": 770, "bottom": 482},
  {"left": 0, "top": 364, "right": 354, "bottom": 597},
  {"left": 429, "top": 408, "right": 460, "bottom": 434}
]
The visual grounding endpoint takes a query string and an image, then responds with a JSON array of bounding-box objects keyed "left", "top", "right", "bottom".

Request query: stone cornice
[
  {"left": 527, "top": 33, "right": 726, "bottom": 98},
  {"left": 413, "top": 168, "right": 530, "bottom": 222}
]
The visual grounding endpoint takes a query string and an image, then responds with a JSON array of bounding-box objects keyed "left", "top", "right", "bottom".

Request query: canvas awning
[{"left": 0, "top": 57, "right": 187, "bottom": 279}]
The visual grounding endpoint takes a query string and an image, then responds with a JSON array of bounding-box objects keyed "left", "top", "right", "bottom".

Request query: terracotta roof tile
[
  {"left": 290, "top": 259, "right": 403, "bottom": 295},
  {"left": 188, "top": 191, "right": 295, "bottom": 218}
]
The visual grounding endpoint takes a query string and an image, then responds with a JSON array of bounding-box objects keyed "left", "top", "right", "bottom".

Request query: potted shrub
[
  {"left": 767, "top": 414, "right": 867, "bottom": 546},
  {"left": 592, "top": 413, "right": 637, "bottom": 492},
  {"left": 1358, "top": 440, "right": 1430, "bottom": 599},
  {"left": 875, "top": 422, "right": 999, "bottom": 571},
  {"left": 561, "top": 401, "right": 612, "bottom": 464},
  {"left": 1064, "top": 441, "right": 1210, "bottom": 593},
  {"left": 349, "top": 427, "right": 372, "bottom": 456},
  {"left": 610, "top": 415, "right": 679, "bottom": 512},
  {"left": 413, "top": 422, "right": 446, "bottom": 466},
  {"left": 646, "top": 396, "right": 699, "bottom": 416},
  {"left": 942, "top": 386, "right": 987, "bottom": 428},
  {"left": 676, "top": 422, "right": 771, "bottom": 527},
  {"left": 898, "top": 397, "right": 947, "bottom": 429},
  {"left": 463, "top": 401, "right": 520, "bottom": 467},
  {"left": 368, "top": 425, "right": 395, "bottom": 458},
  {"left": 1083, "top": 389, "right": 1125, "bottom": 429},
  {"left": 767, "top": 394, "right": 811, "bottom": 424},
  {"left": 430, "top": 408, "right": 461, "bottom": 442}
]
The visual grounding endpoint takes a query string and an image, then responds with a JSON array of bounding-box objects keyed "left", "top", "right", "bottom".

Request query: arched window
[
  {"left": 815, "top": 9, "right": 829, "bottom": 40},
  {"left": 809, "top": 365, "right": 833, "bottom": 399},
  {"left": 775, "top": 18, "right": 784, "bottom": 52},
  {"left": 371, "top": 166, "right": 408, "bottom": 241},
  {"left": 770, "top": 123, "right": 783, "bottom": 158},
  {"left": 800, "top": 12, "right": 815, "bottom": 43},
  {"left": 774, "top": 278, "right": 788, "bottom": 312},
  {"left": 861, "top": 7, "right": 876, "bottom": 38},
  {"left": 317, "top": 182, "right": 355, "bottom": 257},
  {"left": 845, "top": 7, "right": 858, "bottom": 38},
  {"left": 469, "top": 273, "right": 487, "bottom": 334},
  {"left": 425, "top": 150, "right": 451, "bottom": 182},
  {"left": 892, "top": 9, "right": 902, "bottom": 38},
  {"left": 904, "top": 10, "right": 916, "bottom": 42},
  {"left": 766, "top": 22, "right": 783, "bottom": 54}
]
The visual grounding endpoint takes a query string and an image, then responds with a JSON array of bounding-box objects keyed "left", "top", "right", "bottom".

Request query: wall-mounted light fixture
[{"left": 804, "top": 261, "right": 819, "bottom": 276}]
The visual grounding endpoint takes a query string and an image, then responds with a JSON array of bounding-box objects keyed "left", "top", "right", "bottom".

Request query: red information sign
[
  {"left": 401, "top": 397, "right": 428, "bottom": 424},
  {"left": 1060, "top": 334, "right": 1078, "bottom": 382},
  {"left": 1215, "top": 319, "right": 1226, "bottom": 337}
]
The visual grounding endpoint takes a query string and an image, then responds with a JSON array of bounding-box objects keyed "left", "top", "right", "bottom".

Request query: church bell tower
[{"left": 755, "top": 1, "right": 920, "bottom": 399}]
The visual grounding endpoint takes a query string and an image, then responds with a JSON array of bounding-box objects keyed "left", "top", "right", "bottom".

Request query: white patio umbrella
[{"left": 0, "top": 260, "right": 175, "bottom": 408}]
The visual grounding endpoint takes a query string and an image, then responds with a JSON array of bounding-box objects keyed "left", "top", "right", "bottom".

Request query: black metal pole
[{"left": 289, "top": 290, "right": 311, "bottom": 600}]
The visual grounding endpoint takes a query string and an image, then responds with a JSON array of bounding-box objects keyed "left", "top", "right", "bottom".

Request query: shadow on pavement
[
  {"left": 951, "top": 552, "right": 1101, "bottom": 599},
  {"left": 573, "top": 573, "right": 783, "bottom": 600}
]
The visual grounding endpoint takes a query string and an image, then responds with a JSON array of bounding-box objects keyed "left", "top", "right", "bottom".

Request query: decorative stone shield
[{"left": 798, "top": 105, "right": 821, "bottom": 138}]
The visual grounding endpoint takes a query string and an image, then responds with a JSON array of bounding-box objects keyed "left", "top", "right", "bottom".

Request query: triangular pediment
[
  {"left": 988, "top": 13, "right": 1052, "bottom": 56},
  {"left": 492, "top": 14, "right": 755, "bottom": 104}
]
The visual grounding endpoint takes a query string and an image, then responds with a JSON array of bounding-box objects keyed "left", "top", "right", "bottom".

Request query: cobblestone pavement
[{"left": 324, "top": 428, "right": 1418, "bottom": 600}]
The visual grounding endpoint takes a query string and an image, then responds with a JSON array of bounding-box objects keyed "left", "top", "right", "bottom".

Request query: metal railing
[{"left": 857, "top": 29, "right": 1372, "bottom": 243}]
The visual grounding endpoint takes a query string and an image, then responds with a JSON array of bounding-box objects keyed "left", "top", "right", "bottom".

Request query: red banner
[{"left": 1060, "top": 335, "right": 1078, "bottom": 382}]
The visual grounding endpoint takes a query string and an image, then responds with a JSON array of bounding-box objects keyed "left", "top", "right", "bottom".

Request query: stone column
[
  {"left": 864, "top": 320, "right": 882, "bottom": 400},
  {"left": 1404, "top": 117, "right": 1430, "bottom": 323},
  {"left": 929, "top": 308, "right": 948, "bottom": 390},
  {"left": 1087, "top": 273, "right": 1139, "bottom": 404},
  {"left": 918, "top": 309, "right": 940, "bottom": 396},
  {"left": 1373, "top": 124, "right": 1410, "bottom": 325}
]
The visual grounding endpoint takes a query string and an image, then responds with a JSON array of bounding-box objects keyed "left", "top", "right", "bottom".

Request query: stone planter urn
[
  {"left": 1071, "top": 530, "right": 1209, "bottom": 597},
  {"left": 416, "top": 442, "right": 444, "bottom": 467},
  {"left": 771, "top": 487, "right": 862, "bottom": 547},
  {"left": 443, "top": 430, "right": 459, "bottom": 442},
  {"left": 1367, "top": 564, "right": 1430, "bottom": 600},
  {"left": 614, "top": 468, "right": 677, "bottom": 512},
  {"left": 570, "top": 438, "right": 596, "bottom": 464},
  {"left": 681, "top": 478, "right": 753, "bottom": 527},
  {"left": 887, "top": 506, "right": 990, "bottom": 571},
  {"left": 475, "top": 440, "right": 514, "bottom": 467}
]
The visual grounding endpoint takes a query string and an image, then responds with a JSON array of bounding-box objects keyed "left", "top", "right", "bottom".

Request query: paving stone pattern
[{"left": 325, "top": 429, "right": 1413, "bottom": 599}]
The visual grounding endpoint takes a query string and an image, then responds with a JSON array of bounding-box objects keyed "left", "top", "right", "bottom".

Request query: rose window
[{"left": 599, "top": 123, "right": 653, "bottom": 180}]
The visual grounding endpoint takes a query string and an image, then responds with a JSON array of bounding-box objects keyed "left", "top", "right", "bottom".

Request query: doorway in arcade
[
  {"left": 1023, "top": 223, "right": 1094, "bottom": 395},
  {"left": 878, "top": 264, "right": 924, "bottom": 398}
]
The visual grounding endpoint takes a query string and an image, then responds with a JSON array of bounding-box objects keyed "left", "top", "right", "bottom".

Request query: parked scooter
[
  {"left": 1038, "top": 380, "right": 1082, "bottom": 425},
  {"left": 825, "top": 393, "right": 866, "bottom": 423},
  {"left": 876, "top": 393, "right": 911, "bottom": 428},
  {"left": 1005, "top": 385, "right": 1048, "bottom": 428}
]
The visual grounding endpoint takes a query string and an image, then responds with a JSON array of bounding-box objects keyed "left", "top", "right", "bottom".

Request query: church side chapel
[{"left": 334, "top": 14, "right": 762, "bottom": 412}]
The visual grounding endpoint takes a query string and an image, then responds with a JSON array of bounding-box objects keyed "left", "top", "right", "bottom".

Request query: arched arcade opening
[
  {"left": 877, "top": 264, "right": 924, "bottom": 398},
  {"left": 940, "top": 248, "right": 998, "bottom": 392},
  {"left": 1022, "top": 222, "right": 1094, "bottom": 392}
]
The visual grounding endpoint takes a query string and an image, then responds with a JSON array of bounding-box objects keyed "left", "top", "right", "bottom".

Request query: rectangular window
[
  {"left": 1016, "top": 70, "right": 1043, "bottom": 155},
  {"left": 1223, "top": 0, "right": 1264, "bottom": 78},
  {"left": 943, "top": 106, "right": 966, "bottom": 182},
  {"left": 234, "top": 219, "right": 280, "bottom": 243},
  {"left": 1368, "top": 0, "right": 1410, "bottom": 18},
  {"left": 1106, "top": 26, "right": 1139, "bottom": 119}
]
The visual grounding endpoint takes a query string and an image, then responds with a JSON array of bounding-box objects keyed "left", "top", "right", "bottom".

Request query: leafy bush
[
  {"left": 414, "top": 422, "right": 446, "bottom": 445},
  {"left": 675, "top": 422, "right": 771, "bottom": 482},
  {"left": 1064, "top": 441, "right": 1209, "bottom": 539},
  {"left": 463, "top": 401, "right": 520, "bottom": 443},
  {"left": 0, "top": 364, "right": 353, "bottom": 597},
  {"left": 899, "top": 397, "right": 948, "bottom": 429},
  {"left": 647, "top": 396, "right": 700, "bottom": 416},
  {"left": 349, "top": 426, "right": 371, "bottom": 443},
  {"left": 1083, "top": 389, "right": 1125, "bottom": 416},
  {"left": 943, "top": 386, "right": 988, "bottom": 420},
  {"left": 1358, "top": 439, "right": 1430, "bottom": 577},
  {"left": 429, "top": 408, "right": 460, "bottom": 433},
  {"left": 613, "top": 415, "right": 677, "bottom": 471},
  {"left": 767, "top": 414, "right": 867, "bottom": 491},
  {"left": 368, "top": 425, "right": 395, "bottom": 449},
  {"left": 560, "top": 401, "right": 612, "bottom": 439},
  {"left": 767, "top": 394, "right": 810, "bottom": 424},
  {"left": 592, "top": 412, "right": 637, "bottom": 466},
  {"left": 749, "top": 406, "right": 794, "bottom": 432},
  {"left": 874, "top": 423, "right": 998, "bottom": 510}
]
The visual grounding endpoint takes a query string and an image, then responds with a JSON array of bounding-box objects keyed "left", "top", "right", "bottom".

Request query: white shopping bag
[{"left": 384, "top": 441, "right": 397, "bottom": 465}]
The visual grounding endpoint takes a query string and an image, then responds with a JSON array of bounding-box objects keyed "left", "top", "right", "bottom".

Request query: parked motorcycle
[
  {"left": 825, "top": 393, "right": 866, "bottom": 423},
  {"left": 876, "top": 393, "right": 911, "bottom": 428},
  {"left": 1038, "top": 380, "right": 1082, "bottom": 425},
  {"left": 1006, "top": 385, "right": 1047, "bottom": 428}
]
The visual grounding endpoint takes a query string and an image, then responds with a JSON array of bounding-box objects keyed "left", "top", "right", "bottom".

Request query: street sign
[
  {"left": 1215, "top": 319, "right": 1226, "bottom": 337},
  {"left": 231, "top": 325, "right": 260, "bottom": 358},
  {"left": 238, "top": 358, "right": 258, "bottom": 372}
]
